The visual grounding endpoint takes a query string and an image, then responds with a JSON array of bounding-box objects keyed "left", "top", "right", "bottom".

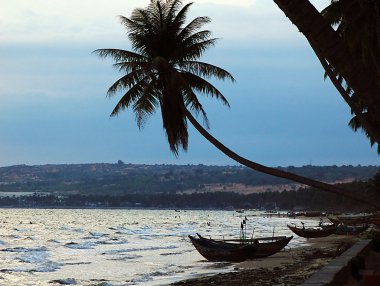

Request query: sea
[{"left": 0, "top": 208, "right": 318, "bottom": 286}]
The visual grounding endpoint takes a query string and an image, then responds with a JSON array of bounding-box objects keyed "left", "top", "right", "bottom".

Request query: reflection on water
[{"left": 0, "top": 209, "right": 316, "bottom": 285}]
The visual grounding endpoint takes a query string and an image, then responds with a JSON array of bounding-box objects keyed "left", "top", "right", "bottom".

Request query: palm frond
[
  {"left": 160, "top": 88, "right": 188, "bottom": 155},
  {"left": 178, "top": 16, "right": 211, "bottom": 40},
  {"left": 348, "top": 111, "right": 379, "bottom": 151},
  {"left": 180, "top": 71, "right": 230, "bottom": 107},
  {"left": 93, "top": 49, "right": 147, "bottom": 62},
  {"left": 176, "top": 38, "right": 218, "bottom": 61},
  {"left": 110, "top": 75, "right": 153, "bottom": 116},
  {"left": 167, "top": 0, "right": 184, "bottom": 21},
  {"left": 182, "top": 87, "right": 209, "bottom": 128},
  {"left": 113, "top": 61, "right": 151, "bottom": 74},
  {"left": 180, "top": 30, "right": 212, "bottom": 46},
  {"left": 133, "top": 82, "right": 159, "bottom": 129},
  {"left": 179, "top": 61, "right": 235, "bottom": 82},
  {"left": 107, "top": 70, "right": 152, "bottom": 96}
]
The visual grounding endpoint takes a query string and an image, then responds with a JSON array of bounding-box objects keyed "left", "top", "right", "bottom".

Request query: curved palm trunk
[
  {"left": 273, "top": 0, "right": 380, "bottom": 146},
  {"left": 184, "top": 108, "right": 380, "bottom": 209}
]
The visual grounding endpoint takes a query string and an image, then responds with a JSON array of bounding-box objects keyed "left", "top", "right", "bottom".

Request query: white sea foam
[
  {"left": 64, "top": 241, "right": 96, "bottom": 249},
  {"left": 50, "top": 278, "right": 77, "bottom": 285}
]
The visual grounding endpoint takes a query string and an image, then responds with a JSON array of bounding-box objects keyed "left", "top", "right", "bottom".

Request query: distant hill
[{"left": 0, "top": 163, "right": 378, "bottom": 196}]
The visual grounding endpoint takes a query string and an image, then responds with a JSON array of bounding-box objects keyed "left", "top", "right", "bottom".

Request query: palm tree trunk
[
  {"left": 184, "top": 108, "right": 380, "bottom": 209},
  {"left": 272, "top": 0, "right": 380, "bottom": 146}
]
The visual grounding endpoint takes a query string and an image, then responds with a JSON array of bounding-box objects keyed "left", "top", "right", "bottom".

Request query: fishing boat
[
  {"left": 287, "top": 223, "right": 337, "bottom": 238},
  {"left": 335, "top": 224, "right": 369, "bottom": 235},
  {"left": 188, "top": 233, "right": 292, "bottom": 262},
  {"left": 188, "top": 235, "right": 257, "bottom": 262},
  {"left": 327, "top": 213, "right": 373, "bottom": 225}
]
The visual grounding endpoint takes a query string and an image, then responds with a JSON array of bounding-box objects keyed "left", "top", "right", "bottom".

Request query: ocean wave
[
  {"left": 97, "top": 238, "right": 128, "bottom": 245},
  {"left": 1, "top": 246, "right": 48, "bottom": 253},
  {"left": 0, "top": 234, "right": 21, "bottom": 239},
  {"left": 160, "top": 249, "right": 193, "bottom": 256},
  {"left": 89, "top": 231, "right": 109, "bottom": 238},
  {"left": 64, "top": 242, "right": 96, "bottom": 249},
  {"left": 6, "top": 260, "right": 62, "bottom": 273},
  {"left": 50, "top": 278, "right": 77, "bottom": 285},
  {"left": 130, "top": 270, "right": 174, "bottom": 284},
  {"left": 101, "top": 245, "right": 177, "bottom": 255},
  {"left": 60, "top": 226, "right": 85, "bottom": 233},
  {"left": 16, "top": 250, "right": 48, "bottom": 263},
  {"left": 106, "top": 254, "right": 143, "bottom": 261}
]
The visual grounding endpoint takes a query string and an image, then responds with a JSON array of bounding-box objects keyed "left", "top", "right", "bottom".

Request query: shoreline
[{"left": 172, "top": 235, "right": 360, "bottom": 286}]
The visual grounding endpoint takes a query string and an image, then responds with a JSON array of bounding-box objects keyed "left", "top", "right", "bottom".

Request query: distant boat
[
  {"left": 335, "top": 224, "right": 369, "bottom": 235},
  {"left": 328, "top": 213, "right": 373, "bottom": 225},
  {"left": 235, "top": 209, "right": 244, "bottom": 213},
  {"left": 188, "top": 233, "right": 292, "bottom": 262},
  {"left": 287, "top": 224, "right": 337, "bottom": 238}
]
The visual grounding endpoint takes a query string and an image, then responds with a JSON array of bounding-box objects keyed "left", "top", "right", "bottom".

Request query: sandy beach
[{"left": 172, "top": 235, "right": 360, "bottom": 286}]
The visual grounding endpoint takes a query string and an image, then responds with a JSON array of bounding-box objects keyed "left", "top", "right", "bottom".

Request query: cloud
[
  {"left": 0, "top": 0, "right": 139, "bottom": 44},
  {"left": 0, "top": 0, "right": 329, "bottom": 45},
  {"left": 197, "top": 0, "right": 256, "bottom": 6}
]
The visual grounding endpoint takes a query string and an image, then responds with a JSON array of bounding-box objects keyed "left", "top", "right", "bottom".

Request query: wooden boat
[
  {"left": 287, "top": 224, "right": 337, "bottom": 238},
  {"left": 188, "top": 235, "right": 258, "bottom": 262},
  {"left": 196, "top": 234, "right": 293, "bottom": 258},
  {"left": 189, "top": 233, "right": 293, "bottom": 262},
  {"left": 335, "top": 224, "right": 369, "bottom": 235},
  {"left": 328, "top": 213, "right": 373, "bottom": 225}
]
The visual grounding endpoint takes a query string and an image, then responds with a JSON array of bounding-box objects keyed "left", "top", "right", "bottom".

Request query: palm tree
[
  {"left": 321, "top": 0, "right": 380, "bottom": 152},
  {"left": 273, "top": 0, "right": 380, "bottom": 150},
  {"left": 94, "top": 0, "right": 234, "bottom": 155},
  {"left": 322, "top": 0, "right": 380, "bottom": 81},
  {"left": 94, "top": 0, "right": 379, "bottom": 208}
]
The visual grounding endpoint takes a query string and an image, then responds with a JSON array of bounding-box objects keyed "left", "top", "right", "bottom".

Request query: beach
[{"left": 172, "top": 235, "right": 359, "bottom": 286}]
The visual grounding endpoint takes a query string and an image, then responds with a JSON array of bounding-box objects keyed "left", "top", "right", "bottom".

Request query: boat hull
[
  {"left": 189, "top": 234, "right": 293, "bottom": 262},
  {"left": 328, "top": 214, "right": 373, "bottom": 225},
  {"left": 287, "top": 224, "right": 337, "bottom": 238},
  {"left": 189, "top": 235, "right": 257, "bottom": 262}
]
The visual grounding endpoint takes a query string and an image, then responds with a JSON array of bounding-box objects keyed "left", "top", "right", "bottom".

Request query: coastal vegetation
[
  {"left": 0, "top": 163, "right": 378, "bottom": 212},
  {"left": 0, "top": 179, "right": 373, "bottom": 212},
  {"left": 0, "top": 163, "right": 377, "bottom": 195}
]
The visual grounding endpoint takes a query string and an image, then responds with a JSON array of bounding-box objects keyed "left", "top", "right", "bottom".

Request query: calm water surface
[{"left": 0, "top": 209, "right": 317, "bottom": 286}]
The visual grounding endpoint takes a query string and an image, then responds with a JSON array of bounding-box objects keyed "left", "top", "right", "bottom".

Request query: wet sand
[{"left": 172, "top": 235, "right": 359, "bottom": 286}]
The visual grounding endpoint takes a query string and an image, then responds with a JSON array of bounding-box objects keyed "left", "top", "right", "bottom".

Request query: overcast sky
[{"left": 0, "top": 0, "right": 378, "bottom": 167}]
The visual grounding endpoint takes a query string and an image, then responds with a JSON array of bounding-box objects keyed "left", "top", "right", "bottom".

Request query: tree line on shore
[
  {"left": 1, "top": 179, "right": 376, "bottom": 213},
  {"left": 0, "top": 164, "right": 377, "bottom": 195}
]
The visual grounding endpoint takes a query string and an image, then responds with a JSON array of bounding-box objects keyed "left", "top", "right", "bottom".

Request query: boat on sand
[
  {"left": 287, "top": 223, "right": 337, "bottom": 238},
  {"left": 189, "top": 233, "right": 292, "bottom": 262},
  {"left": 327, "top": 213, "right": 373, "bottom": 225}
]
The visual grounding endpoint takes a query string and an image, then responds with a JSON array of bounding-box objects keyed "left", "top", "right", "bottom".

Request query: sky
[{"left": 0, "top": 0, "right": 378, "bottom": 167}]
